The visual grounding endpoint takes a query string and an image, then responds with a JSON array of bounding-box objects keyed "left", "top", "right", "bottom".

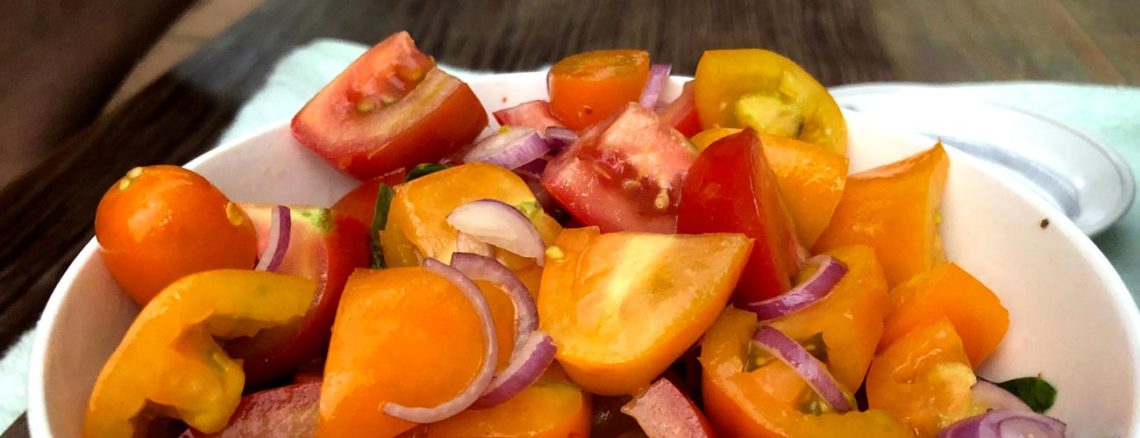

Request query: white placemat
[{"left": 4, "top": 38, "right": 1137, "bottom": 433}]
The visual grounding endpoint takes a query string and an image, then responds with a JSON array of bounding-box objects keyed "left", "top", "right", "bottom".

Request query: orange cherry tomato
[
  {"left": 549, "top": 50, "right": 650, "bottom": 130},
  {"left": 94, "top": 165, "right": 257, "bottom": 305}
]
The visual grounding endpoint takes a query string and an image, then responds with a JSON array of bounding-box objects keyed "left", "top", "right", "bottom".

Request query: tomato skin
[
  {"left": 660, "top": 81, "right": 702, "bottom": 137},
  {"left": 542, "top": 103, "right": 696, "bottom": 233},
  {"left": 677, "top": 129, "right": 803, "bottom": 305},
  {"left": 95, "top": 165, "right": 257, "bottom": 305},
  {"left": 330, "top": 167, "right": 409, "bottom": 229},
  {"left": 549, "top": 50, "right": 650, "bottom": 130},
  {"left": 292, "top": 32, "right": 487, "bottom": 179},
  {"left": 180, "top": 382, "right": 321, "bottom": 438}
]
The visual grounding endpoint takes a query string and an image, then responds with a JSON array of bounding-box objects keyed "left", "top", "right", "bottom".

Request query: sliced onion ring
[
  {"left": 382, "top": 258, "right": 499, "bottom": 423},
  {"left": 544, "top": 127, "right": 578, "bottom": 151},
  {"left": 750, "top": 326, "right": 852, "bottom": 413},
  {"left": 470, "top": 331, "right": 556, "bottom": 409},
  {"left": 456, "top": 232, "right": 495, "bottom": 258},
  {"left": 447, "top": 199, "right": 545, "bottom": 266},
  {"left": 971, "top": 380, "right": 1033, "bottom": 413},
  {"left": 253, "top": 205, "right": 291, "bottom": 272},
  {"left": 450, "top": 252, "right": 538, "bottom": 339},
  {"left": 463, "top": 127, "right": 551, "bottom": 170},
  {"left": 638, "top": 63, "right": 672, "bottom": 109},
  {"left": 936, "top": 409, "right": 1065, "bottom": 438},
  {"left": 743, "top": 255, "right": 847, "bottom": 321}
]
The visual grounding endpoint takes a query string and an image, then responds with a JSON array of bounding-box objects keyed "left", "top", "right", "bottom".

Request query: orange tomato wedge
[{"left": 549, "top": 50, "right": 650, "bottom": 130}]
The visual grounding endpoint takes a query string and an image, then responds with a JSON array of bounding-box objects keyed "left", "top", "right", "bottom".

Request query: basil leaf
[
  {"left": 406, "top": 163, "right": 450, "bottom": 182},
  {"left": 369, "top": 183, "right": 396, "bottom": 269},
  {"left": 996, "top": 376, "right": 1057, "bottom": 413}
]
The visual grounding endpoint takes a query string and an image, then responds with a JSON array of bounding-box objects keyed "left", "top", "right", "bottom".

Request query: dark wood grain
[{"left": 2, "top": 1, "right": 1137, "bottom": 436}]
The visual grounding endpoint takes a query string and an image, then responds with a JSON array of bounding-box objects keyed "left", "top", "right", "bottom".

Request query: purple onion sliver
[
  {"left": 543, "top": 127, "right": 578, "bottom": 151},
  {"left": 254, "top": 205, "right": 291, "bottom": 272},
  {"left": 516, "top": 156, "right": 549, "bottom": 175},
  {"left": 463, "top": 128, "right": 551, "bottom": 170},
  {"left": 382, "top": 258, "right": 499, "bottom": 423},
  {"left": 970, "top": 380, "right": 1033, "bottom": 413},
  {"left": 936, "top": 409, "right": 1066, "bottom": 438},
  {"left": 446, "top": 199, "right": 546, "bottom": 266},
  {"left": 470, "top": 331, "right": 557, "bottom": 409},
  {"left": 743, "top": 255, "right": 847, "bottom": 321},
  {"left": 638, "top": 63, "right": 672, "bottom": 109},
  {"left": 750, "top": 326, "right": 852, "bottom": 413}
]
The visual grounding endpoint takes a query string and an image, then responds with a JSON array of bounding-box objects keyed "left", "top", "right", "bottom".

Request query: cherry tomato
[
  {"left": 660, "top": 81, "right": 702, "bottom": 137},
  {"left": 292, "top": 31, "right": 487, "bottom": 179},
  {"left": 694, "top": 49, "right": 847, "bottom": 155},
  {"left": 677, "top": 129, "right": 803, "bottom": 305},
  {"left": 541, "top": 103, "right": 696, "bottom": 233},
  {"left": 94, "top": 165, "right": 257, "bottom": 305},
  {"left": 549, "top": 50, "right": 650, "bottom": 130}
]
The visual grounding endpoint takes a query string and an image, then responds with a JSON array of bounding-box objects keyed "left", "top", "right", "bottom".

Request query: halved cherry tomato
[
  {"left": 700, "top": 307, "right": 910, "bottom": 438},
  {"left": 493, "top": 100, "right": 567, "bottom": 132},
  {"left": 292, "top": 32, "right": 487, "bottom": 179},
  {"left": 318, "top": 267, "right": 492, "bottom": 437},
  {"left": 542, "top": 103, "right": 696, "bottom": 233},
  {"left": 694, "top": 49, "right": 847, "bottom": 155},
  {"left": 228, "top": 205, "right": 370, "bottom": 386},
  {"left": 549, "top": 50, "right": 650, "bottom": 130},
  {"left": 95, "top": 165, "right": 258, "bottom": 306},
  {"left": 330, "top": 167, "right": 409, "bottom": 229},
  {"left": 180, "top": 381, "right": 321, "bottom": 438},
  {"left": 85, "top": 270, "right": 316, "bottom": 436},
  {"left": 539, "top": 227, "right": 752, "bottom": 395},
  {"left": 660, "top": 81, "right": 702, "bottom": 137},
  {"left": 678, "top": 129, "right": 803, "bottom": 305}
]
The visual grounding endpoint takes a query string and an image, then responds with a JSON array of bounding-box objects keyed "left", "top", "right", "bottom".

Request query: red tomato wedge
[
  {"left": 493, "top": 100, "right": 566, "bottom": 132},
  {"left": 621, "top": 378, "right": 716, "bottom": 438},
  {"left": 180, "top": 382, "right": 320, "bottom": 438},
  {"left": 330, "top": 167, "right": 408, "bottom": 230},
  {"left": 660, "top": 81, "right": 702, "bottom": 137},
  {"left": 292, "top": 31, "right": 487, "bottom": 179},
  {"left": 678, "top": 129, "right": 804, "bottom": 305},
  {"left": 541, "top": 103, "right": 696, "bottom": 233}
]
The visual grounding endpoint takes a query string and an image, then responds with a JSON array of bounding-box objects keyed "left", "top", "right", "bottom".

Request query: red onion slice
[
  {"left": 463, "top": 127, "right": 552, "bottom": 170},
  {"left": 382, "top": 258, "right": 499, "bottom": 423},
  {"left": 742, "top": 255, "right": 847, "bottom": 321},
  {"left": 750, "top": 326, "right": 852, "bottom": 413},
  {"left": 936, "top": 410, "right": 1066, "bottom": 438},
  {"left": 638, "top": 63, "right": 672, "bottom": 109},
  {"left": 544, "top": 127, "right": 578, "bottom": 151},
  {"left": 253, "top": 205, "right": 291, "bottom": 272},
  {"left": 446, "top": 199, "right": 545, "bottom": 266},
  {"left": 450, "top": 252, "right": 539, "bottom": 339},
  {"left": 470, "top": 331, "right": 556, "bottom": 409},
  {"left": 971, "top": 380, "right": 1033, "bottom": 413},
  {"left": 621, "top": 378, "right": 714, "bottom": 438},
  {"left": 456, "top": 232, "right": 495, "bottom": 258}
]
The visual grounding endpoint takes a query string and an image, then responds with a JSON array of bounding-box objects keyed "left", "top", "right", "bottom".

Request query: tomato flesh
[
  {"left": 180, "top": 382, "right": 321, "bottom": 438},
  {"left": 542, "top": 103, "right": 696, "bottom": 233},
  {"left": 229, "top": 205, "right": 370, "bottom": 386},
  {"left": 660, "top": 81, "right": 702, "bottom": 137},
  {"left": 549, "top": 50, "right": 650, "bottom": 130},
  {"left": 95, "top": 165, "right": 258, "bottom": 306},
  {"left": 292, "top": 32, "right": 487, "bottom": 179},
  {"left": 678, "top": 129, "right": 803, "bottom": 305}
]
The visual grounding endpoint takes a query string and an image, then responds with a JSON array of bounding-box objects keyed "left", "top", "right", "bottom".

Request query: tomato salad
[{"left": 85, "top": 31, "right": 1065, "bottom": 438}]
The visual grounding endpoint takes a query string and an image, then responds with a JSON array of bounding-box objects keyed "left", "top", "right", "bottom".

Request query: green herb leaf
[
  {"left": 369, "top": 183, "right": 396, "bottom": 269},
  {"left": 995, "top": 376, "right": 1057, "bottom": 413},
  {"left": 406, "top": 163, "right": 450, "bottom": 182}
]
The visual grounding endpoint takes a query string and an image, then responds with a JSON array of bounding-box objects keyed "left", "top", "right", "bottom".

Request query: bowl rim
[{"left": 26, "top": 72, "right": 1140, "bottom": 437}]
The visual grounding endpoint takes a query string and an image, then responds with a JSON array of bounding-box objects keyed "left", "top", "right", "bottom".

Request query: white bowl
[{"left": 28, "top": 73, "right": 1140, "bottom": 437}]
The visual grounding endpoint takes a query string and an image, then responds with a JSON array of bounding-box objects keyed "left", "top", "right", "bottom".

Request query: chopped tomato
[
  {"left": 539, "top": 227, "right": 752, "bottom": 395},
  {"left": 549, "top": 50, "right": 650, "bottom": 130},
  {"left": 228, "top": 206, "right": 370, "bottom": 386},
  {"left": 292, "top": 32, "right": 487, "bottom": 179},
  {"left": 694, "top": 49, "right": 847, "bottom": 155},
  {"left": 95, "top": 165, "right": 258, "bottom": 306},
  {"left": 677, "top": 129, "right": 804, "bottom": 305},
  {"left": 85, "top": 271, "right": 316, "bottom": 436},
  {"left": 330, "top": 167, "right": 409, "bottom": 229},
  {"left": 180, "top": 382, "right": 320, "bottom": 438},
  {"left": 542, "top": 103, "right": 696, "bottom": 233},
  {"left": 493, "top": 100, "right": 566, "bottom": 132},
  {"left": 660, "top": 81, "right": 702, "bottom": 137}
]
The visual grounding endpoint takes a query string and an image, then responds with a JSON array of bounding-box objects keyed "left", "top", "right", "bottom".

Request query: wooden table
[{"left": 2, "top": 0, "right": 1135, "bottom": 436}]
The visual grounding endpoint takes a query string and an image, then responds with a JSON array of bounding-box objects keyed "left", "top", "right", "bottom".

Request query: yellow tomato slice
[{"left": 694, "top": 49, "right": 847, "bottom": 155}]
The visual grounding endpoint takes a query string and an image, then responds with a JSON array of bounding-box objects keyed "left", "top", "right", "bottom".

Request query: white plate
[
  {"left": 830, "top": 83, "right": 1136, "bottom": 237},
  {"left": 28, "top": 74, "right": 1140, "bottom": 437}
]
